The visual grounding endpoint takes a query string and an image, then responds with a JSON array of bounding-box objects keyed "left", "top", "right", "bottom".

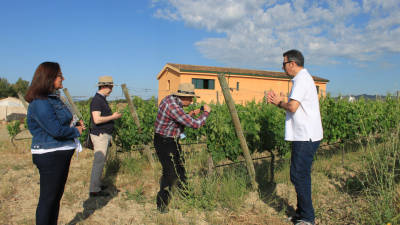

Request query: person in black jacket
[{"left": 88, "top": 76, "right": 121, "bottom": 197}]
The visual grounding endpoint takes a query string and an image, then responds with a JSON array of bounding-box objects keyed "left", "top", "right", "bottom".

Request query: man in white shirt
[{"left": 267, "top": 49, "right": 323, "bottom": 225}]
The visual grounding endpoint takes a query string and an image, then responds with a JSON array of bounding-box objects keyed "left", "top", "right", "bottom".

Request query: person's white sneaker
[{"left": 295, "top": 220, "right": 314, "bottom": 225}]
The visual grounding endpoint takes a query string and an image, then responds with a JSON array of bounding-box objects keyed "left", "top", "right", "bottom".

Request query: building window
[
  {"left": 192, "top": 78, "right": 215, "bottom": 89},
  {"left": 168, "top": 80, "right": 170, "bottom": 90},
  {"left": 316, "top": 85, "right": 320, "bottom": 94},
  {"left": 236, "top": 82, "right": 239, "bottom": 91}
]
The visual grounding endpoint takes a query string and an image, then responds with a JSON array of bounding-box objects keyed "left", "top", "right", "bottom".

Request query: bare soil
[
  {"left": 0, "top": 124, "right": 294, "bottom": 225},
  {"left": 1, "top": 122, "right": 376, "bottom": 225}
]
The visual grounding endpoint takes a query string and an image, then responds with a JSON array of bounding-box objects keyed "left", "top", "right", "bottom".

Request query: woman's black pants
[
  {"left": 32, "top": 149, "right": 74, "bottom": 225},
  {"left": 154, "top": 133, "right": 187, "bottom": 210}
]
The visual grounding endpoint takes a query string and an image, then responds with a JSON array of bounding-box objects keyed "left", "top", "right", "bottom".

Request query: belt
[{"left": 155, "top": 133, "right": 179, "bottom": 142}]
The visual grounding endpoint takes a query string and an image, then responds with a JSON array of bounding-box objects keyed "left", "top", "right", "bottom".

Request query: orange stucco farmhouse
[{"left": 157, "top": 63, "right": 329, "bottom": 105}]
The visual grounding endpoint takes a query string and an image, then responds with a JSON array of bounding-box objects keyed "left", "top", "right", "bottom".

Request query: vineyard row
[{"left": 74, "top": 95, "right": 400, "bottom": 163}]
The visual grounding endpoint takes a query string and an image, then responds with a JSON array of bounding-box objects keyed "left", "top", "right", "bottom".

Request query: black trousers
[
  {"left": 32, "top": 149, "right": 74, "bottom": 225},
  {"left": 154, "top": 133, "right": 187, "bottom": 209}
]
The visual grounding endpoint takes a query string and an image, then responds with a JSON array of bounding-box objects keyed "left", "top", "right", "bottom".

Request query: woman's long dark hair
[{"left": 25, "top": 62, "right": 60, "bottom": 103}]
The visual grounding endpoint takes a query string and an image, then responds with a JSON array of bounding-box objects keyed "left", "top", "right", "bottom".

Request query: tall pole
[
  {"left": 63, "top": 88, "right": 82, "bottom": 119},
  {"left": 121, "top": 84, "right": 141, "bottom": 130},
  {"left": 17, "top": 92, "right": 28, "bottom": 110},
  {"left": 217, "top": 73, "right": 258, "bottom": 190},
  {"left": 121, "top": 84, "right": 154, "bottom": 168},
  {"left": 264, "top": 91, "right": 267, "bottom": 104}
]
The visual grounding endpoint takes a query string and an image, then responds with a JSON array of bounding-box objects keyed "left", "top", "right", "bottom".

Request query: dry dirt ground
[
  {"left": 0, "top": 122, "right": 370, "bottom": 225},
  {"left": 0, "top": 124, "right": 294, "bottom": 225}
]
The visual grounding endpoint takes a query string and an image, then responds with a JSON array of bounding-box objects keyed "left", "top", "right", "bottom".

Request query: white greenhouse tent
[{"left": 0, "top": 97, "right": 27, "bottom": 121}]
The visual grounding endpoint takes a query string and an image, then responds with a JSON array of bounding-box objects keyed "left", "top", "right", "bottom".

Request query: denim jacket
[{"left": 27, "top": 93, "right": 80, "bottom": 150}]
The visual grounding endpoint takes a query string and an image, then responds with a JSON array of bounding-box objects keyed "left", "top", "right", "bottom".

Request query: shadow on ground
[
  {"left": 255, "top": 152, "right": 296, "bottom": 222},
  {"left": 66, "top": 152, "right": 121, "bottom": 225}
]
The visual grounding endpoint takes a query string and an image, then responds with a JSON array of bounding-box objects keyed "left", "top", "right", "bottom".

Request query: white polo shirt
[{"left": 285, "top": 68, "right": 323, "bottom": 142}]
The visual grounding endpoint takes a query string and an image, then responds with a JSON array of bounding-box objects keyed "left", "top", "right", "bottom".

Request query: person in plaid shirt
[{"left": 154, "top": 83, "right": 211, "bottom": 213}]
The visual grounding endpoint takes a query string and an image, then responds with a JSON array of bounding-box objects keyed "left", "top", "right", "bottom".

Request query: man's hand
[
  {"left": 112, "top": 112, "right": 122, "bottom": 120},
  {"left": 78, "top": 120, "right": 86, "bottom": 130},
  {"left": 266, "top": 91, "right": 274, "bottom": 103},
  {"left": 189, "top": 109, "right": 201, "bottom": 116},
  {"left": 267, "top": 91, "right": 284, "bottom": 106},
  {"left": 203, "top": 104, "right": 211, "bottom": 113},
  {"left": 268, "top": 91, "right": 300, "bottom": 112},
  {"left": 92, "top": 111, "right": 122, "bottom": 124}
]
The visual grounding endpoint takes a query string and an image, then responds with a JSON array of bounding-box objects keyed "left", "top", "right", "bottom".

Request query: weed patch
[{"left": 123, "top": 185, "right": 146, "bottom": 203}]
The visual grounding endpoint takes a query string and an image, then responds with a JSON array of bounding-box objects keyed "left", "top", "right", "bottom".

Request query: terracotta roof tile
[{"left": 167, "top": 63, "right": 329, "bottom": 82}]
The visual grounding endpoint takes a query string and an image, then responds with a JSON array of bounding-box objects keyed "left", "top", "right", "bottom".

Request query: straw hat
[
  {"left": 97, "top": 76, "right": 114, "bottom": 86},
  {"left": 173, "top": 83, "right": 199, "bottom": 98}
]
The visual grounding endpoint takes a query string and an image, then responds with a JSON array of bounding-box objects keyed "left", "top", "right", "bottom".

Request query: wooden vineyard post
[
  {"left": 217, "top": 73, "right": 258, "bottom": 190},
  {"left": 143, "top": 145, "right": 154, "bottom": 168},
  {"left": 63, "top": 88, "right": 83, "bottom": 119},
  {"left": 216, "top": 90, "right": 220, "bottom": 105},
  {"left": 264, "top": 91, "right": 267, "bottom": 104},
  {"left": 121, "top": 84, "right": 141, "bottom": 130},
  {"left": 17, "top": 92, "right": 28, "bottom": 110},
  {"left": 121, "top": 84, "right": 155, "bottom": 168},
  {"left": 207, "top": 154, "right": 214, "bottom": 175}
]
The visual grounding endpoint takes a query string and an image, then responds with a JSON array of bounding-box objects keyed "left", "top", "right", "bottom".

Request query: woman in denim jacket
[{"left": 25, "top": 62, "right": 85, "bottom": 225}]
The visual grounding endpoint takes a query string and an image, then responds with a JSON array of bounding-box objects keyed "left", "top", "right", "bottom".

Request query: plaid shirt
[{"left": 155, "top": 95, "right": 209, "bottom": 137}]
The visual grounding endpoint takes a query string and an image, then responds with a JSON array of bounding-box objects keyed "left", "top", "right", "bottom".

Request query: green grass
[
  {"left": 174, "top": 166, "right": 249, "bottom": 212},
  {"left": 355, "top": 128, "right": 400, "bottom": 225},
  {"left": 259, "top": 124, "right": 400, "bottom": 225},
  {"left": 121, "top": 155, "right": 145, "bottom": 176},
  {"left": 311, "top": 126, "right": 399, "bottom": 225},
  {"left": 12, "top": 164, "right": 24, "bottom": 171},
  {"left": 3, "top": 123, "right": 397, "bottom": 224},
  {"left": 162, "top": 149, "right": 251, "bottom": 213},
  {"left": 123, "top": 185, "right": 146, "bottom": 203}
]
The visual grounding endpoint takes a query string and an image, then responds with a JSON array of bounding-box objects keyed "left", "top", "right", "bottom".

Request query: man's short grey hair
[{"left": 283, "top": 49, "right": 304, "bottom": 67}]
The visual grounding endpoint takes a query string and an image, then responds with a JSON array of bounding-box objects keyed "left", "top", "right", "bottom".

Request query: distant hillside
[{"left": 337, "top": 94, "right": 399, "bottom": 100}]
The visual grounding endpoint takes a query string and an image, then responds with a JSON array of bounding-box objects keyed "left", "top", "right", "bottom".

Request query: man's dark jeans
[
  {"left": 32, "top": 149, "right": 74, "bottom": 225},
  {"left": 154, "top": 133, "right": 187, "bottom": 211},
  {"left": 290, "top": 140, "right": 320, "bottom": 223}
]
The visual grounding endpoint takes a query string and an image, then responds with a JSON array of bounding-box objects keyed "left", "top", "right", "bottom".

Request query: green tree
[
  {"left": 0, "top": 77, "right": 16, "bottom": 98},
  {"left": 12, "top": 77, "right": 29, "bottom": 96}
]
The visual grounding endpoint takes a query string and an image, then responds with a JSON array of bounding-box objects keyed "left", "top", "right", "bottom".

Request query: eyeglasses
[{"left": 282, "top": 61, "right": 292, "bottom": 67}]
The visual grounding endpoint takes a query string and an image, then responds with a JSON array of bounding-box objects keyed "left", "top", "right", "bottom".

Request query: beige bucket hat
[
  {"left": 97, "top": 76, "right": 114, "bottom": 86},
  {"left": 173, "top": 83, "right": 199, "bottom": 98}
]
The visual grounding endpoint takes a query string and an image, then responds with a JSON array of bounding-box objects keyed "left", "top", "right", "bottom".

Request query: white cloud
[
  {"left": 154, "top": 8, "right": 179, "bottom": 20},
  {"left": 152, "top": 0, "right": 400, "bottom": 68}
]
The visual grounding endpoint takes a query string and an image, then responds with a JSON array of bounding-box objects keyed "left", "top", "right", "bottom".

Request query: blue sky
[{"left": 1, "top": 0, "right": 399, "bottom": 100}]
